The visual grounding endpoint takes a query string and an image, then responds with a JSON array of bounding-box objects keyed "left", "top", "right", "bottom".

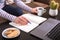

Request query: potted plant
[{"left": 49, "top": 0, "right": 59, "bottom": 16}]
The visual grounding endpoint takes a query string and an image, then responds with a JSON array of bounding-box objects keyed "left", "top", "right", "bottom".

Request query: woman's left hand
[{"left": 31, "top": 8, "right": 37, "bottom": 13}]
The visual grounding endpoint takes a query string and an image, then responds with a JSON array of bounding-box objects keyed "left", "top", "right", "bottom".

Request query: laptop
[{"left": 30, "top": 18, "right": 60, "bottom": 40}]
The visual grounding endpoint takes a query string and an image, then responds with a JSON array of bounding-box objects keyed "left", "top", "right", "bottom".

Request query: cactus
[{"left": 50, "top": 0, "right": 59, "bottom": 10}]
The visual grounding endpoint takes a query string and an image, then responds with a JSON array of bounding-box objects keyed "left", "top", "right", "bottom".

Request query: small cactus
[{"left": 50, "top": 0, "right": 59, "bottom": 10}]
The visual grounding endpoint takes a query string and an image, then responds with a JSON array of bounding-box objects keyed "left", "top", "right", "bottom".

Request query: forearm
[
  {"left": 0, "top": 3, "right": 4, "bottom": 9},
  {"left": 0, "top": 9, "right": 17, "bottom": 21},
  {"left": 14, "top": 0, "right": 32, "bottom": 12}
]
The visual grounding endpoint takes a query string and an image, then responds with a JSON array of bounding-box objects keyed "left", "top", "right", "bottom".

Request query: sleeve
[
  {"left": 0, "top": 0, "right": 17, "bottom": 22},
  {"left": 14, "top": 0, "right": 32, "bottom": 12},
  {"left": 0, "top": 9, "right": 17, "bottom": 21}
]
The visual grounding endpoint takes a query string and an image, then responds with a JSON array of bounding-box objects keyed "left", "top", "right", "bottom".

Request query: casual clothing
[
  {"left": 0, "top": 0, "right": 32, "bottom": 21},
  {"left": 3, "top": 5, "right": 23, "bottom": 16}
]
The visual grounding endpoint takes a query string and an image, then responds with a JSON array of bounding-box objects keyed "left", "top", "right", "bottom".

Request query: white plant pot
[{"left": 49, "top": 9, "right": 58, "bottom": 16}]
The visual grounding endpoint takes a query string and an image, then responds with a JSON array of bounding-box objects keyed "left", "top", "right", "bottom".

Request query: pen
[{"left": 28, "top": 21, "right": 31, "bottom": 24}]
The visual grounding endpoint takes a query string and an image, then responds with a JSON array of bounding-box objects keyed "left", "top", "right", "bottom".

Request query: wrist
[
  {"left": 31, "top": 8, "right": 34, "bottom": 13},
  {"left": 12, "top": 16, "right": 17, "bottom": 22}
]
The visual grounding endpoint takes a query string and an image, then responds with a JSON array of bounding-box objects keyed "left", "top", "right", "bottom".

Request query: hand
[
  {"left": 31, "top": 8, "right": 37, "bottom": 13},
  {"left": 6, "top": 0, "right": 14, "bottom": 5},
  {"left": 14, "top": 16, "right": 28, "bottom": 25}
]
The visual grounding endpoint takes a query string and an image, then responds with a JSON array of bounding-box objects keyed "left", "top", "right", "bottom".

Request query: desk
[
  {"left": 0, "top": 22, "right": 42, "bottom": 40},
  {"left": 0, "top": 8, "right": 60, "bottom": 40},
  {"left": 42, "top": 8, "right": 60, "bottom": 20}
]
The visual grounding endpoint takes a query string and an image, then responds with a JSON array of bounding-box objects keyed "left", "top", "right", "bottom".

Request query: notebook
[{"left": 9, "top": 14, "right": 47, "bottom": 33}]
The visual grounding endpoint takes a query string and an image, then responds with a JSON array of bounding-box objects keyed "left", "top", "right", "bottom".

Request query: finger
[
  {"left": 19, "top": 20, "right": 27, "bottom": 25},
  {"left": 15, "top": 19, "right": 21, "bottom": 24},
  {"left": 19, "top": 16, "right": 28, "bottom": 23},
  {"left": 21, "top": 16, "right": 29, "bottom": 22},
  {"left": 18, "top": 18, "right": 28, "bottom": 25},
  {"left": 34, "top": 8, "right": 37, "bottom": 13},
  {"left": 14, "top": 17, "right": 26, "bottom": 25}
]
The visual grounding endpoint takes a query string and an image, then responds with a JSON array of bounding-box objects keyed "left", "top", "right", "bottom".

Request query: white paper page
[
  {"left": 9, "top": 22, "right": 38, "bottom": 33},
  {"left": 9, "top": 14, "right": 47, "bottom": 33},
  {"left": 22, "top": 14, "right": 47, "bottom": 24}
]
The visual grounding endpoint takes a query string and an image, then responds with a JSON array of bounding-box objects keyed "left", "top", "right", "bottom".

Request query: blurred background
[{"left": 0, "top": 0, "right": 60, "bottom": 24}]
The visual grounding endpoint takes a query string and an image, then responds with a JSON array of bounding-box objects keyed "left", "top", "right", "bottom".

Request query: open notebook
[{"left": 9, "top": 14, "right": 47, "bottom": 33}]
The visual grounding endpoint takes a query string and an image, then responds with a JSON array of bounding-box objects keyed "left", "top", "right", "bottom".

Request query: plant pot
[{"left": 49, "top": 9, "right": 58, "bottom": 16}]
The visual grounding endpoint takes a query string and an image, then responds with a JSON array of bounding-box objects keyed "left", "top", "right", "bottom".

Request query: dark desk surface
[
  {"left": 42, "top": 8, "right": 60, "bottom": 20},
  {"left": 0, "top": 22, "right": 42, "bottom": 40},
  {"left": 0, "top": 8, "right": 60, "bottom": 40}
]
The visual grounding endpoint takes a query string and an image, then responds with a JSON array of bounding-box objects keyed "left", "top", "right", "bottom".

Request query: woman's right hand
[{"left": 14, "top": 16, "right": 28, "bottom": 25}]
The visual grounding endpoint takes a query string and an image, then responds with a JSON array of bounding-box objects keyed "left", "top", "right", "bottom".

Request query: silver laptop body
[{"left": 30, "top": 18, "right": 60, "bottom": 40}]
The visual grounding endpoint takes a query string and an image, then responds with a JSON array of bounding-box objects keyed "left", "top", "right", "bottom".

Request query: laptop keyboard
[{"left": 47, "top": 23, "right": 60, "bottom": 40}]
